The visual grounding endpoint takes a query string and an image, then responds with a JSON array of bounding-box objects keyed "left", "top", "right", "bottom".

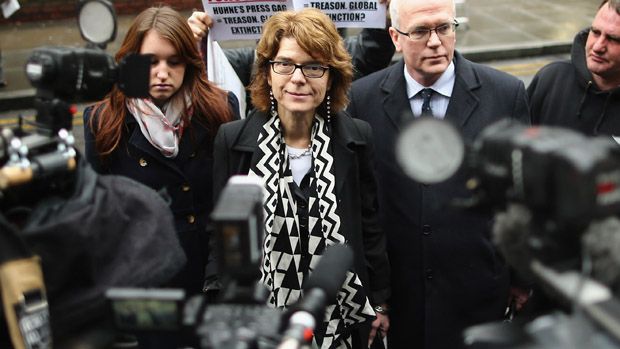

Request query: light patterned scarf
[
  {"left": 126, "top": 93, "right": 191, "bottom": 158},
  {"left": 249, "top": 112, "right": 374, "bottom": 349}
]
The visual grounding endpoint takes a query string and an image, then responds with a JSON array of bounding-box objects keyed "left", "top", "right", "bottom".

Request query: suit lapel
[
  {"left": 445, "top": 52, "right": 480, "bottom": 127},
  {"left": 381, "top": 61, "right": 415, "bottom": 130},
  {"left": 234, "top": 111, "right": 363, "bottom": 198},
  {"left": 232, "top": 110, "right": 269, "bottom": 174}
]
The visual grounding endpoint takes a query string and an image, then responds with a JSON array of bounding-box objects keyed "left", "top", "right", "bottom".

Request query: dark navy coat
[
  {"left": 348, "top": 53, "right": 531, "bottom": 349},
  {"left": 83, "top": 94, "right": 239, "bottom": 294}
]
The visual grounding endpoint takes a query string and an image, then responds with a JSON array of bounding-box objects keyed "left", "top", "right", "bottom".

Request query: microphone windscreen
[
  {"left": 582, "top": 217, "right": 620, "bottom": 293},
  {"left": 493, "top": 204, "right": 535, "bottom": 283},
  {"left": 303, "top": 244, "right": 353, "bottom": 300}
]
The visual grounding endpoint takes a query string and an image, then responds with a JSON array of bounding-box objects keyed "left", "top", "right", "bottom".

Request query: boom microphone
[
  {"left": 492, "top": 204, "right": 536, "bottom": 283},
  {"left": 582, "top": 217, "right": 620, "bottom": 293},
  {"left": 278, "top": 244, "right": 354, "bottom": 349}
]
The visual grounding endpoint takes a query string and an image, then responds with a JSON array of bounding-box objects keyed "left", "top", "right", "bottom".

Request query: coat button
[
  {"left": 139, "top": 158, "right": 148, "bottom": 167},
  {"left": 182, "top": 184, "right": 191, "bottom": 192},
  {"left": 422, "top": 224, "right": 432, "bottom": 236},
  {"left": 189, "top": 152, "right": 196, "bottom": 158},
  {"left": 187, "top": 215, "right": 195, "bottom": 224},
  {"left": 426, "top": 268, "right": 433, "bottom": 280}
]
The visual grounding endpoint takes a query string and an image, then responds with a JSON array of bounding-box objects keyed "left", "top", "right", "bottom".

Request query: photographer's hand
[
  {"left": 508, "top": 286, "right": 531, "bottom": 312},
  {"left": 187, "top": 11, "right": 213, "bottom": 41}
]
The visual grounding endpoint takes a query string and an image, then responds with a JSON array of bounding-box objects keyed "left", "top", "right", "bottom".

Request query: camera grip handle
[{"left": 0, "top": 157, "right": 76, "bottom": 190}]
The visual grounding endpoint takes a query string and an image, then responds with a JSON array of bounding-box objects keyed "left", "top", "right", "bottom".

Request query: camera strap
[{"left": 0, "top": 214, "right": 52, "bottom": 349}]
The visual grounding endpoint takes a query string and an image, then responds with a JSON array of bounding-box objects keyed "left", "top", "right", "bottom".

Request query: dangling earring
[
  {"left": 326, "top": 95, "right": 331, "bottom": 124},
  {"left": 270, "top": 90, "right": 276, "bottom": 116}
]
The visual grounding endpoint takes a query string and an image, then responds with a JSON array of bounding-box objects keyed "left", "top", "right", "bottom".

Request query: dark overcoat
[
  {"left": 212, "top": 109, "right": 391, "bottom": 344},
  {"left": 83, "top": 94, "right": 239, "bottom": 294},
  {"left": 347, "top": 52, "right": 531, "bottom": 349}
]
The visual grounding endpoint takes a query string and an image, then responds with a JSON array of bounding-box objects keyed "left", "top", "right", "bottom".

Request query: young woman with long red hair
[{"left": 84, "top": 6, "right": 238, "bottom": 297}]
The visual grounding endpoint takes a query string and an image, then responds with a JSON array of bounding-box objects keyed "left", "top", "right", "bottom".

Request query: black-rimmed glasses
[
  {"left": 269, "top": 61, "right": 330, "bottom": 78},
  {"left": 394, "top": 20, "right": 459, "bottom": 41}
]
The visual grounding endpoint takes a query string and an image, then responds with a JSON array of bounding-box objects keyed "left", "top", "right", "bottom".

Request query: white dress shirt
[{"left": 404, "top": 62, "right": 456, "bottom": 119}]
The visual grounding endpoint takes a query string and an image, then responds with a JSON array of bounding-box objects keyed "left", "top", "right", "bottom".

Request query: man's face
[
  {"left": 389, "top": 0, "right": 456, "bottom": 86},
  {"left": 586, "top": 3, "right": 620, "bottom": 89}
]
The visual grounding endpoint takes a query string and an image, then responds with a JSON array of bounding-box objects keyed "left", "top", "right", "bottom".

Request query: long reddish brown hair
[{"left": 90, "top": 6, "right": 233, "bottom": 156}]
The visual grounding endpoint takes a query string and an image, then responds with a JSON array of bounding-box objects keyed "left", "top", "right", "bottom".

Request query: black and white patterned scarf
[{"left": 248, "top": 112, "right": 375, "bottom": 349}]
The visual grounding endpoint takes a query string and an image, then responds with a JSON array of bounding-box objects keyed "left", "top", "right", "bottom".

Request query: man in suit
[{"left": 347, "top": 0, "right": 531, "bottom": 348}]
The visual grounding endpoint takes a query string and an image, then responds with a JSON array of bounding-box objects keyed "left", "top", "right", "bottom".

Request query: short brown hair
[{"left": 249, "top": 8, "right": 353, "bottom": 115}]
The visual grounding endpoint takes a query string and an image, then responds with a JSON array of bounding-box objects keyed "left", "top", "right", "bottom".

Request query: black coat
[
  {"left": 348, "top": 53, "right": 531, "bottom": 349},
  {"left": 83, "top": 94, "right": 239, "bottom": 294},
  {"left": 528, "top": 29, "right": 620, "bottom": 136},
  {"left": 0, "top": 158, "right": 185, "bottom": 347},
  {"left": 212, "top": 110, "right": 391, "bottom": 342}
]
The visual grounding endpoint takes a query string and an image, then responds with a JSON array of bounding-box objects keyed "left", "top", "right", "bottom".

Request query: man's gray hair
[
  {"left": 389, "top": 0, "right": 457, "bottom": 30},
  {"left": 600, "top": 0, "right": 620, "bottom": 14}
]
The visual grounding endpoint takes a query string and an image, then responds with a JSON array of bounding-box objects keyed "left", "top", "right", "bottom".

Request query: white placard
[
  {"left": 203, "top": 0, "right": 294, "bottom": 41},
  {"left": 203, "top": 0, "right": 386, "bottom": 41},
  {"left": 293, "top": 0, "right": 386, "bottom": 28},
  {"left": 2, "top": 0, "right": 20, "bottom": 19},
  {"left": 205, "top": 33, "right": 247, "bottom": 118}
]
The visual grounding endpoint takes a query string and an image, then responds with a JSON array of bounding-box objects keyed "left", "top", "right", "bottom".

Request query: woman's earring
[
  {"left": 270, "top": 90, "right": 276, "bottom": 116},
  {"left": 326, "top": 95, "right": 331, "bottom": 124}
]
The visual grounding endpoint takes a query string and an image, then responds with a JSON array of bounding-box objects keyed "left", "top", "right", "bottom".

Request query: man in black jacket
[{"left": 528, "top": 0, "right": 620, "bottom": 136}]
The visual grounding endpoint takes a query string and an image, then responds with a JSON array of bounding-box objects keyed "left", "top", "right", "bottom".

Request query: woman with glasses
[{"left": 213, "top": 8, "right": 390, "bottom": 349}]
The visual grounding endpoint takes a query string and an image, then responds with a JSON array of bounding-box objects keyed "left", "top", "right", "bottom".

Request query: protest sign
[
  {"left": 203, "top": 0, "right": 293, "bottom": 41},
  {"left": 293, "top": 0, "right": 385, "bottom": 28},
  {"left": 203, "top": 0, "right": 385, "bottom": 41}
]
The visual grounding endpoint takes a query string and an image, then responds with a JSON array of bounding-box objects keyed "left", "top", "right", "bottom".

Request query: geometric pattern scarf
[{"left": 248, "top": 111, "right": 375, "bottom": 349}]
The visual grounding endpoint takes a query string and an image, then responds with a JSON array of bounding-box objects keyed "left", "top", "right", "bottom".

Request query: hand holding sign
[
  {"left": 202, "top": 0, "right": 387, "bottom": 41},
  {"left": 188, "top": 11, "right": 214, "bottom": 41}
]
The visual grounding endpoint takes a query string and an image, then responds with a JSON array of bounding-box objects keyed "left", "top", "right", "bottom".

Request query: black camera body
[
  {"left": 396, "top": 118, "right": 620, "bottom": 349},
  {"left": 107, "top": 176, "right": 283, "bottom": 349},
  {"left": 472, "top": 119, "right": 620, "bottom": 231}
]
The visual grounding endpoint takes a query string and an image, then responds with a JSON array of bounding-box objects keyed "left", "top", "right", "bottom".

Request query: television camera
[
  {"left": 0, "top": 0, "right": 148, "bottom": 196},
  {"left": 395, "top": 117, "right": 620, "bottom": 348},
  {"left": 107, "top": 176, "right": 355, "bottom": 349},
  {"left": 0, "top": 1, "right": 151, "bottom": 348}
]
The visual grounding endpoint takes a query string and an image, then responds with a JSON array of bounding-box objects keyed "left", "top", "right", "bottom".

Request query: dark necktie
[{"left": 419, "top": 88, "right": 434, "bottom": 118}]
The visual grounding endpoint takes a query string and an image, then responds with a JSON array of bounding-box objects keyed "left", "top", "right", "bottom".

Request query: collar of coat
[
  {"left": 230, "top": 109, "right": 369, "bottom": 196},
  {"left": 231, "top": 109, "right": 368, "bottom": 151},
  {"left": 378, "top": 51, "right": 482, "bottom": 130}
]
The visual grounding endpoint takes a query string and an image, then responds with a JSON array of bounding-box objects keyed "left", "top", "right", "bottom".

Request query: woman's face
[
  {"left": 140, "top": 29, "right": 186, "bottom": 107},
  {"left": 268, "top": 37, "right": 331, "bottom": 117}
]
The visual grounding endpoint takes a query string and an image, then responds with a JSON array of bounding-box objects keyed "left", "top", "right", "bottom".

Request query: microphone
[
  {"left": 492, "top": 203, "right": 536, "bottom": 283},
  {"left": 278, "top": 244, "right": 354, "bottom": 349},
  {"left": 582, "top": 217, "right": 620, "bottom": 293}
]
